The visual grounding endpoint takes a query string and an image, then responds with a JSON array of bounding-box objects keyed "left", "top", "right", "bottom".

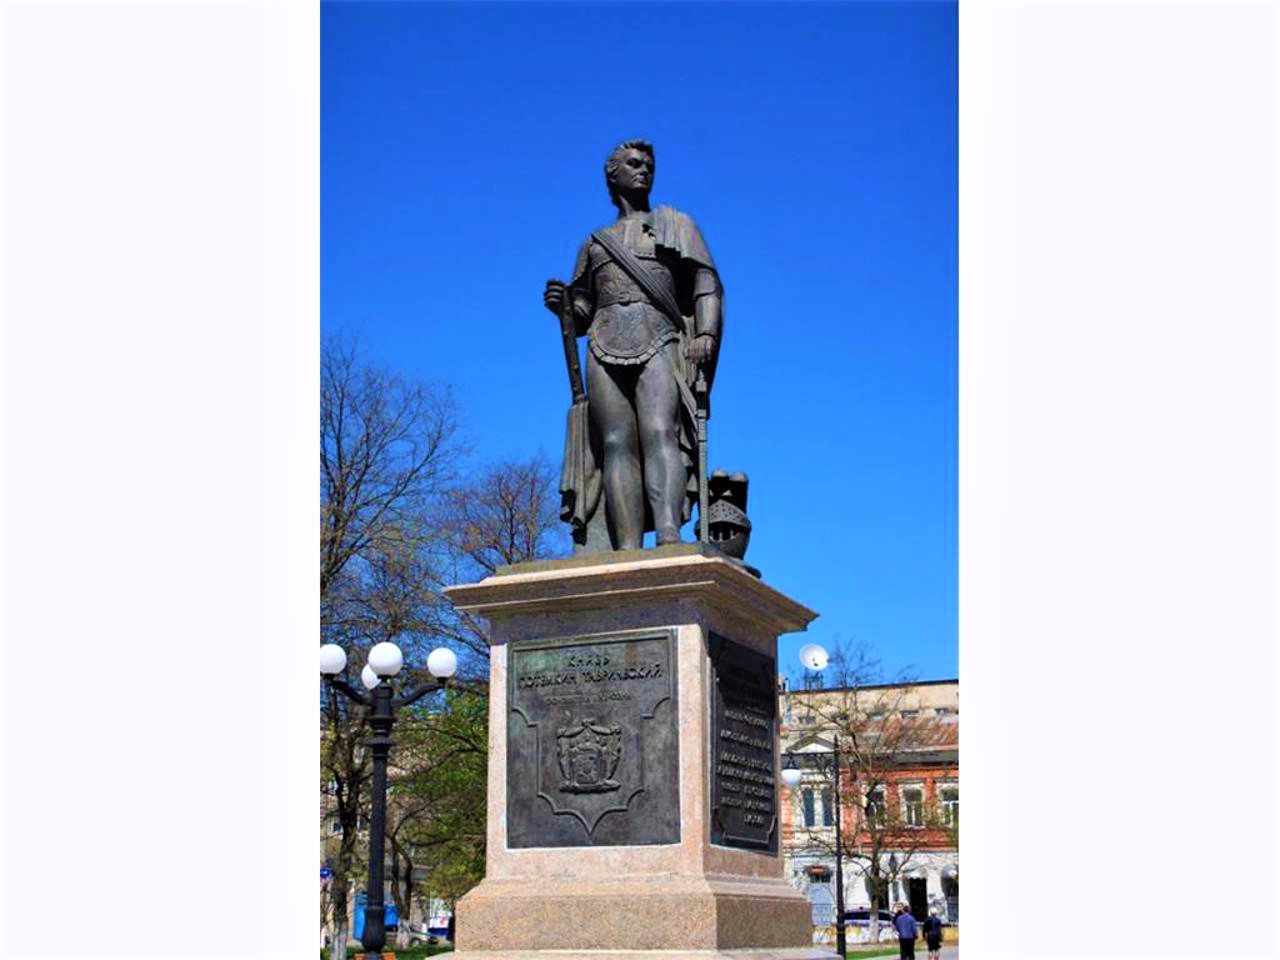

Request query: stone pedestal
[{"left": 444, "top": 545, "right": 835, "bottom": 960}]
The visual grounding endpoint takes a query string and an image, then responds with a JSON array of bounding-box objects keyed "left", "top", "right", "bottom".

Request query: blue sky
[{"left": 322, "top": 0, "right": 956, "bottom": 681}]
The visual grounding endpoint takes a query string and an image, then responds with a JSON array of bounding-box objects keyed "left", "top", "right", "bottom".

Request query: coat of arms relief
[{"left": 555, "top": 717, "right": 623, "bottom": 793}]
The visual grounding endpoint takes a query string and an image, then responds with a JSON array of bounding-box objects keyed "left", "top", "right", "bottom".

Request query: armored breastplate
[
  {"left": 593, "top": 258, "right": 673, "bottom": 309},
  {"left": 587, "top": 219, "right": 679, "bottom": 364}
]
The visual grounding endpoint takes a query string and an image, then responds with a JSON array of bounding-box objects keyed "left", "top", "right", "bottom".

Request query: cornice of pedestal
[{"left": 445, "top": 544, "right": 818, "bottom": 638}]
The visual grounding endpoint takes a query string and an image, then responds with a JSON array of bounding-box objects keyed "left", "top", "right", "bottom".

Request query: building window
[
  {"left": 802, "top": 788, "right": 816, "bottom": 827},
  {"left": 867, "top": 710, "right": 884, "bottom": 721},
  {"left": 900, "top": 708, "right": 919, "bottom": 719},
  {"left": 935, "top": 706, "right": 956, "bottom": 717},
  {"left": 821, "top": 789, "right": 835, "bottom": 827},
  {"left": 328, "top": 817, "right": 342, "bottom": 835},
  {"left": 902, "top": 785, "right": 925, "bottom": 826},
  {"left": 940, "top": 785, "right": 959, "bottom": 827},
  {"left": 866, "top": 785, "right": 886, "bottom": 825}
]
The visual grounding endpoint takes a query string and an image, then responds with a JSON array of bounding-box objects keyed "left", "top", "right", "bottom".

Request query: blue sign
[{"left": 320, "top": 867, "right": 333, "bottom": 879}]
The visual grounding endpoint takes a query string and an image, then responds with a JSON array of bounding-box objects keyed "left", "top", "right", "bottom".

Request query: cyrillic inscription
[{"left": 709, "top": 633, "right": 778, "bottom": 852}]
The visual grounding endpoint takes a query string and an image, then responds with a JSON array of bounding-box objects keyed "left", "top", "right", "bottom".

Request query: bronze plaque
[
  {"left": 507, "top": 629, "right": 679, "bottom": 847},
  {"left": 709, "top": 633, "right": 778, "bottom": 852}
]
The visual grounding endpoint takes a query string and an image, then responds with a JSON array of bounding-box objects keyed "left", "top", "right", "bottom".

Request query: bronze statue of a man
[{"left": 545, "top": 140, "right": 723, "bottom": 551}]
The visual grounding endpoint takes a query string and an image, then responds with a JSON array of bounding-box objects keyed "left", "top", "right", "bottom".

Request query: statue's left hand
[{"left": 685, "top": 334, "right": 717, "bottom": 367}]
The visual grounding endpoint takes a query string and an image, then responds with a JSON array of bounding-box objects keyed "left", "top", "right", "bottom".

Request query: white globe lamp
[
  {"left": 781, "top": 766, "right": 803, "bottom": 789},
  {"left": 319, "top": 644, "right": 347, "bottom": 676},
  {"left": 361, "top": 664, "right": 381, "bottom": 690},
  {"left": 427, "top": 647, "right": 458, "bottom": 680},
  {"left": 367, "top": 641, "right": 404, "bottom": 677}
]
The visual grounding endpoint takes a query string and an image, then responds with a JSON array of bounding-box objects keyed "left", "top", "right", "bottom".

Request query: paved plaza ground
[
  {"left": 848, "top": 945, "right": 959, "bottom": 960},
  {"left": 319, "top": 939, "right": 960, "bottom": 958}
]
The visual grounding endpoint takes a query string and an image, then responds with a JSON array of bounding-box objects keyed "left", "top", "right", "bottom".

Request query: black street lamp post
[
  {"left": 320, "top": 641, "right": 458, "bottom": 957},
  {"left": 788, "top": 643, "right": 849, "bottom": 956},
  {"left": 783, "top": 735, "right": 847, "bottom": 957},
  {"left": 831, "top": 733, "right": 846, "bottom": 957}
]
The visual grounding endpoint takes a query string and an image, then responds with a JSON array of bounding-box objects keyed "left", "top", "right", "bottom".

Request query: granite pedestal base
[{"left": 444, "top": 545, "right": 832, "bottom": 959}]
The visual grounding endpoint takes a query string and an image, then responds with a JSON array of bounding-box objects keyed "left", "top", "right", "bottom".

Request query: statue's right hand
[{"left": 543, "top": 279, "right": 566, "bottom": 316}]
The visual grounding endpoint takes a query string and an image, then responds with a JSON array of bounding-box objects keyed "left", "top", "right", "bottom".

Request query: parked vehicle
[
  {"left": 842, "top": 908, "right": 899, "bottom": 943},
  {"left": 406, "top": 925, "right": 439, "bottom": 947},
  {"left": 407, "top": 914, "right": 452, "bottom": 946}
]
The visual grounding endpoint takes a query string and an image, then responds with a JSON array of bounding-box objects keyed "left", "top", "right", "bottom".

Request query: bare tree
[
  {"left": 435, "top": 454, "right": 567, "bottom": 662},
  {"left": 321, "top": 335, "right": 460, "bottom": 597},
  {"left": 320, "top": 334, "right": 462, "bottom": 960},
  {"left": 320, "top": 339, "right": 566, "bottom": 954},
  {"left": 444, "top": 453, "right": 563, "bottom": 575},
  {"left": 786, "top": 640, "right": 956, "bottom": 943},
  {"left": 320, "top": 697, "right": 369, "bottom": 960}
]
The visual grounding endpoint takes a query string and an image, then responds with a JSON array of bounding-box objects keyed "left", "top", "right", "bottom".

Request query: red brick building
[{"left": 778, "top": 679, "right": 959, "bottom": 940}]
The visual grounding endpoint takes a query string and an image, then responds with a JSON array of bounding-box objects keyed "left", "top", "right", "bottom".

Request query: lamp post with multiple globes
[
  {"left": 319, "top": 640, "right": 458, "bottom": 957},
  {"left": 782, "top": 643, "right": 848, "bottom": 956}
]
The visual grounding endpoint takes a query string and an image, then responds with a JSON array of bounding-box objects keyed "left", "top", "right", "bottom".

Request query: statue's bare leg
[
  {"left": 636, "top": 346, "right": 683, "bottom": 544},
  {"left": 586, "top": 352, "right": 644, "bottom": 549}
]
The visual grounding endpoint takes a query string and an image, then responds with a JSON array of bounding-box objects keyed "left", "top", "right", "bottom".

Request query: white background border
[
  {"left": 3, "top": 1, "right": 318, "bottom": 957},
  {"left": 961, "top": 1, "right": 1276, "bottom": 956}
]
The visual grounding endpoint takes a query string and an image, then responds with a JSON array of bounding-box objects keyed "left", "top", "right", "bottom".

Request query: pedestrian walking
[
  {"left": 893, "top": 903, "right": 918, "bottom": 960},
  {"left": 922, "top": 909, "right": 944, "bottom": 959}
]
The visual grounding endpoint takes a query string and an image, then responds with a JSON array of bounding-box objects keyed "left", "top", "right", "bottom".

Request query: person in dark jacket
[
  {"left": 922, "top": 909, "right": 944, "bottom": 958},
  {"left": 893, "top": 903, "right": 918, "bottom": 960}
]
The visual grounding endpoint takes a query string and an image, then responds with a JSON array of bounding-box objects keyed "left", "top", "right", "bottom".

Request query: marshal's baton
[{"left": 558, "top": 284, "right": 585, "bottom": 402}]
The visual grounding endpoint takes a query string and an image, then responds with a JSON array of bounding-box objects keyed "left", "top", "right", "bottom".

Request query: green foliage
[{"left": 388, "top": 688, "right": 489, "bottom": 909}]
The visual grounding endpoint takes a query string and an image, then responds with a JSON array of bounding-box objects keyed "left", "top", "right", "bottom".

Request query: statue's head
[{"left": 604, "top": 139, "right": 655, "bottom": 210}]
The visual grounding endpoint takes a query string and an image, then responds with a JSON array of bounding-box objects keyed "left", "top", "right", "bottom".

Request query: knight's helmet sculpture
[{"left": 706, "top": 469, "right": 751, "bottom": 560}]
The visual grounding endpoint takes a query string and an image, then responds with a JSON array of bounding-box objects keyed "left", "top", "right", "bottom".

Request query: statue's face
[{"left": 611, "top": 147, "right": 653, "bottom": 196}]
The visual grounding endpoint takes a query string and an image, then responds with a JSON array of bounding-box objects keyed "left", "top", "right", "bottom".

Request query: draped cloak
[{"left": 558, "top": 205, "right": 721, "bottom": 547}]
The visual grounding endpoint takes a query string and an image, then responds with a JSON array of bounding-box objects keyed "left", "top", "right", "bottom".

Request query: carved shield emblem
[{"left": 556, "top": 717, "right": 622, "bottom": 793}]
